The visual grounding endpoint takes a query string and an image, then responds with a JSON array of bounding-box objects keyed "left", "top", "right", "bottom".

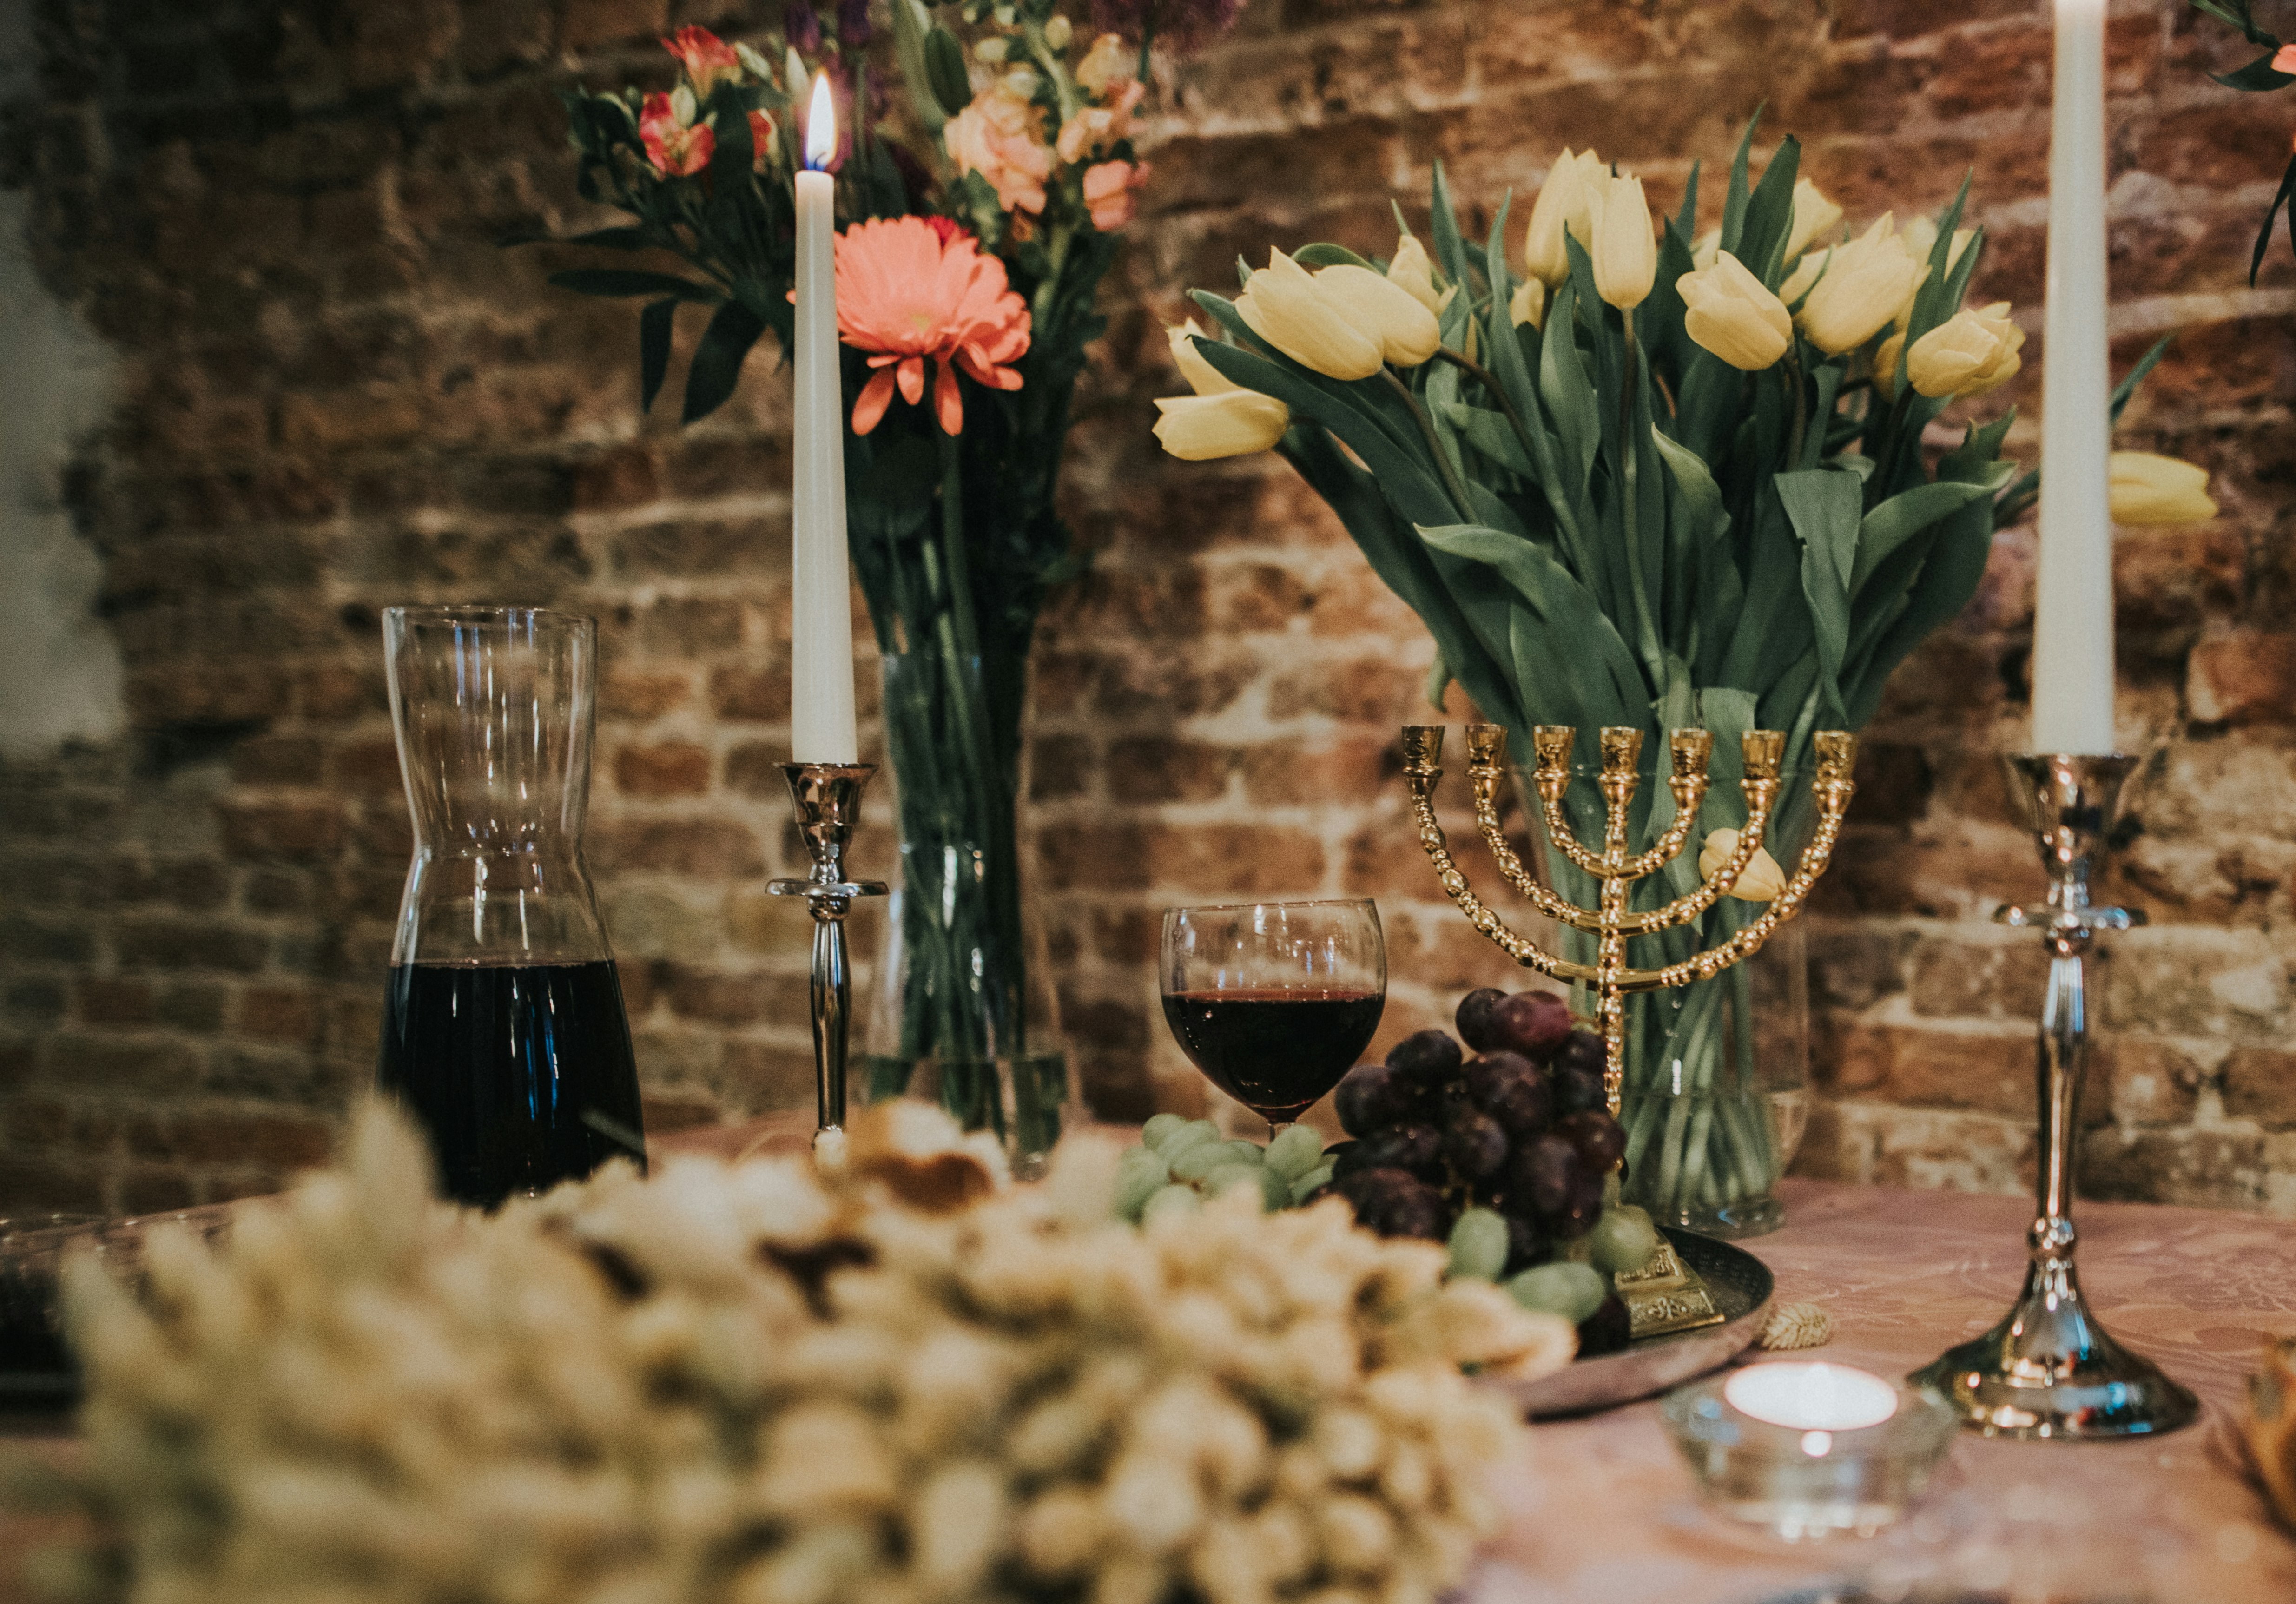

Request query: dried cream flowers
[{"left": 31, "top": 1102, "right": 1570, "bottom": 1604}]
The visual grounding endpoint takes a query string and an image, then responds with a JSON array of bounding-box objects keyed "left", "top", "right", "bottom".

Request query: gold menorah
[{"left": 1399, "top": 723, "right": 1860, "bottom": 1114}]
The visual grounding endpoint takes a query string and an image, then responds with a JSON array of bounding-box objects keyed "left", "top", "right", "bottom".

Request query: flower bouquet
[
  {"left": 1152, "top": 120, "right": 2036, "bottom": 1233},
  {"left": 538, "top": 1, "right": 1233, "bottom": 1166}
]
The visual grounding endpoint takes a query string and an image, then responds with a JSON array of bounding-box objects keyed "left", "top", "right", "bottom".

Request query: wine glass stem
[{"left": 1267, "top": 1117, "right": 1288, "bottom": 1142}]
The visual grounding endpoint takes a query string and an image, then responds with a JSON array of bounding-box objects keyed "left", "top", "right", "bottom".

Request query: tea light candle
[{"left": 1663, "top": 1362, "right": 1955, "bottom": 1541}]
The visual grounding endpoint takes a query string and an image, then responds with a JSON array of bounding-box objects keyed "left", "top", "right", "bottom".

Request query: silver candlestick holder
[
  {"left": 767, "top": 763, "right": 887, "bottom": 1154},
  {"left": 1909, "top": 753, "right": 2198, "bottom": 1439}
]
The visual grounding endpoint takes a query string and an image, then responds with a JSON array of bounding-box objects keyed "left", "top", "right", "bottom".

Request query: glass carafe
[{"left": 378, "top": 606, "right": 645, "bottom": 1206}]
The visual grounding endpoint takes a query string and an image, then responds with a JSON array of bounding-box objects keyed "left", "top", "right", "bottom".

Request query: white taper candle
[
  {"left": 2032, "top": 0, "right": 2117, "bottom": 756},
  {"left": 792, "top": 72, "right": 859, "bottom": 765}
]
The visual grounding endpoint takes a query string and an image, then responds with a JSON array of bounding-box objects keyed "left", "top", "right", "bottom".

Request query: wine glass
[{"left": 1159, "top": 899, "right": 1386, "bottom": 1135}]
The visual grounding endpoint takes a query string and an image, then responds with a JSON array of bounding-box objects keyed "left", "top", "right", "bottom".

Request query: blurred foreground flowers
[{"left": 23, "top": 1101, "right": 1566, "bottom": 1604}]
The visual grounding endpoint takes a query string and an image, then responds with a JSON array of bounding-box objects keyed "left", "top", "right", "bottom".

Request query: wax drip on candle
[
  {"left": 1722, "top": 1362, "right": 1899, "bottom": 1431},
  {"left": 805, "top": 71, "right": 836, "bottom": 170}
]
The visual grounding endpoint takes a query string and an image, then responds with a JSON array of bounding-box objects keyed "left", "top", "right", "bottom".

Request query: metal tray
[{"left": 1491, "top": 1227, "right": 1774, "bottom": 1418}]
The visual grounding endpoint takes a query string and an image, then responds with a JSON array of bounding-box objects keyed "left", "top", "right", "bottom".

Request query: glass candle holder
[{"left": 1661, "top": 1361, "right": 1959, "bottom": 1540}]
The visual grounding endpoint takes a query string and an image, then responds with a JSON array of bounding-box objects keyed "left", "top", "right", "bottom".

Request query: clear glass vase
[
  {"left": 1514, "top": 757, "right": 1811, "bottom": 1238},
  {"left": 378, "top": 606, "right": 646, "bottom": 1207},
  {"left": 863, "top": 649, "right": 1073, "bottom": 1176}
]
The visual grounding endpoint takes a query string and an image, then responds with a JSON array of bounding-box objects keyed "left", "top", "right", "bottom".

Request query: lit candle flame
[{"left": 805, "top": 72, "right": 836, "bottom": 171}]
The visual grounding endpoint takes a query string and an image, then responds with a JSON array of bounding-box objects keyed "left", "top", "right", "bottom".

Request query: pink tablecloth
[
  {"left": 5, "top": 1166, "right": 2294, "bottom": 1602},
  {"left": 1474, "top": 1177, "right": 2296, "bottom": 1603}
]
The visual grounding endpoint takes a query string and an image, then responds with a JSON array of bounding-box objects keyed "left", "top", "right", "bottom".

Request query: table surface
[{"left": 5, "top": 1156, "right": 2295, "bottom": 1604}]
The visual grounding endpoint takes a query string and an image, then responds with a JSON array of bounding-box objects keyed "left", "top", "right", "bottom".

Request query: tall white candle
[
  {"left": 792, "top": 72, "right": 859, "bottom": 765},
  {"left": 2031, "top": 0, "right": 2116, "bottom": 755}
]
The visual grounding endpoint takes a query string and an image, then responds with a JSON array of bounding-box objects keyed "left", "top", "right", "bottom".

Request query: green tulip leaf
[{"left": 1776, "top": 467, "right": 1863, "bottom": 726}]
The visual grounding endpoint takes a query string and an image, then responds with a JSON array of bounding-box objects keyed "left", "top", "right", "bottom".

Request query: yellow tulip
[
  {"left": 1523, "top": 146, "right": 1599, "bottom": 286},
  {"left": 1676, "top": 250, "right": 1793, "bottom": 370},
  {"left": 1796, "top": 213, "right": 1928, "bottom": 356},
  {"left": 1167, "top": 318, "right": 1239, "bottom": 396},
  {"left": 1698, "top": 827, "right": 1788, "bottom": 902},
  {"left": 1782, "top": 178, "right": 1844, "bottom": 261},
  {"left": 1874, "top": 330, "right": 1905, "bottom": 396},
  {"left": 1509, "top": 275, "right": 1546, "bottom": 330},
  {"left": 1899, "top": 216, "right": 1976, "bottom": 278},
  {"left": 1235, "top": 248, "right": 1385, "bottom": 380},
  {"left": 1386, "top": 234, "right": 1456, "bottom": 317},
  {"left": 1153, "top": 391, "right": 1291, "bottom": 459},
  {"left": 1312, "top": 262, "right": 1443, "bottom": 368},
  {"left": 2108, "top": 452, "right": 2219, "bottom": 525},
  {"left": 1905, "top": 302, "right": 2024, "bottom": 398},
  {"left": 1588, "top": 171, "right": 1657, "bottom": 311},
  {"left": 1691, "top": 226, "right": 1720, "bottom": 272},
  {"left": 1779, "top": 247, "right": 1829, "bottom": 308}
]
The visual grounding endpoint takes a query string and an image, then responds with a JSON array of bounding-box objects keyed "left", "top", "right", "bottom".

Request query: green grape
[
  {"left": 1141, "top": 1184, "right": 1201, "bottom": 1226},
  {"left": 1202, "top": 1163, "right": 1272, "bottom": 1209},
  {"left": 1114, "top": 1160, "right": 1167, "bottom": 1221},
  {"left": 1170, "top": 1140, "right": 1240, "bottom": 1183},
  {"left": 1161, "top": 1119, "right": 1221, "bottom": 1159},
  {"left": 1505, "top": 1261, "right": 1607, "bottom": 1325},
  {"left": 1588, "top": 1208, "right": 1660, "bottom": 1275},
  {"left": 1219, "top": 1140, "right": 1266, "bottom": 1166},
  {"left": 1288, "top": 1163, "right": 1335, "bottom": 1204},
  {"left": 1446, "top": 1208, "right": 1510, "bottom": 1281},
  {"left": 1142, "top": 1113, "right": 1188, "bottom": 1151},
  {"left": 1265, "top": 1124, "right": 1325, "bottom": 1180},
  {"left": 1253, "top": 1166, "right": 1293, "bottom": 1210}
]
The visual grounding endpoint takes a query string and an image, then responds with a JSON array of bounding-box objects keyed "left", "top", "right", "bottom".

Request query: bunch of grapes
[{"left": 1318, "top": 988, "right": 1660, "bottom": 1356}]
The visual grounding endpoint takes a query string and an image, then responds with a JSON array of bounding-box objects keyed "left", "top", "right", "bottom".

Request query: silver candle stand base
[
  {"left": 767, "top": 763, "right": 887, "bottom": 1153},
  {"left": 1908, "top": 753, "right": 2198, "bottom": 1439}
]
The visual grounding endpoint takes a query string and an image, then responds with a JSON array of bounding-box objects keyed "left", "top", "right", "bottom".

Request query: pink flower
[
  {"left": 1082, "top": 159, "right": 1150, "bottom": 231},
  {"left": 1055, "top": 78, "right": 1143, "bottom": 163},
  {"left": 664, "top": 26, "right": 742, "bottom": 96},
  {"left": 748, "top": 108, "right": 776, "bottom": 170},
  {"left": 835, "top": 216, "right": 1031, "bottom": 436},
  {"left": 2276, "top": 42, "right": 2296, "bottom": 74},
  {"left": 943, "top": 86, "right": 1057, "bottom": 216},
  {"left": 640, "top": 89, "right": 715, "bottom": 176}
]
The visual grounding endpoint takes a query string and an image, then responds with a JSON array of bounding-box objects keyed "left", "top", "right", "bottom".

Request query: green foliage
[{"left": 2186, "top": 2, "right": 2293, "bottom": 279}]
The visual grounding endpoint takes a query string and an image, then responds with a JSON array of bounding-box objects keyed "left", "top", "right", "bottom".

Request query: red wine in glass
[
  {"left": 1160, "top": 899, "right": 1386, "bottom": 1133},
  {"left": 1161, "top": 989, "right": 1384, "bottom": 1123}
]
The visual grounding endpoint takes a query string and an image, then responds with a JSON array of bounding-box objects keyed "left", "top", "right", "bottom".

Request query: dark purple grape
[
  {"left": 1385, "top": 1029, "right": 1464, "bottom": 1088},
  {"left": 1359, "top": 1122, "right": 1444, "bottom": 1181},
  {"left": 1510, "top": 1134, "right": 1577, "bottom": 1217},
  {"left": 1556, "top": 1030, "right": 1605, "bottom": 1078},
  {"left": 1503, "top": 1212, "right": 1550, "bottom": 1274},
  {"left": 1576, "top": 1293, "right": 1632, "bottom": 1357},
  {"left": 1552, "top": 1058, "right": 1608, "bottom": 1118},
  {"left": 1492, "top": 991, "right": 1573, "bottom": 1060},
  {"left": 1441, "top": 1107, "right": 1510, "bottom": 1182},
  {"left": 1340, "top": 1167, "right": 1450, "bottom": 1241},
  {"left": 1334, "top": 1063, "right": 1417, "bottom": 1136},
  {"left": 1555, "top": 1109, "right": 1625, "bottom": 1172},
  {"left": 1550, "top": 1166, "right": 1605, "bottom": 1239},
  {"left": 1464, "top": 1051, "right": 1555, "bottom": 1137},
  {"left": 1454, "top": 988, "right": 1507, "bottom": 1052}
]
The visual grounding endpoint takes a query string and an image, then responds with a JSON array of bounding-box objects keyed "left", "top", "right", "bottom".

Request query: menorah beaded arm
[{"left": 1399, "top": 723, "right": 1858, "bottom": 1106}]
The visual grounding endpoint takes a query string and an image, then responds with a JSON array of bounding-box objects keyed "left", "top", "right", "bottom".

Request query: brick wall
[{"left": 2, "top": 0, "right": 2293, "bottom": 1215}]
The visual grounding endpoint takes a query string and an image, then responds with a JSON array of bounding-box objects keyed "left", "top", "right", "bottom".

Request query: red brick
[
  {"left": 220, "top": 802, "right": 344, "bottom": 864},
  {"left": 615, "top": 742, "right": 712, "bottom": 798},
  {"left": 590, "top": 819, "right": 765, "bottom": 878},
  {"left": 2188, "top": 634, "right": 2296, "bottom": 726}
]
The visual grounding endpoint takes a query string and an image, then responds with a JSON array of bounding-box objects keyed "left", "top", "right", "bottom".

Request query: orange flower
[
  {"left": 943, "top": 85, "right": 1056, "bottom": 216},
  {"left": 663, "top": 26, "right": 742, "bottom": 95},
  {"left": 2276, "top": 43, "right": 2296, "bottom": 74},
  {"left": 836, "top": 216, "right": 1031, "bottom": 436},
  {"left": 748, "top": 108, "right": 776, "bottom": 170},
  {"left": 1082, "top": 159, "right": 1149, "bottom": 230},
  {"left": 1055, "top": 78, "right": 1144, "bottom": 163},
  {"left": 640, "top": 89, "right": 714, "bottom": 176}
]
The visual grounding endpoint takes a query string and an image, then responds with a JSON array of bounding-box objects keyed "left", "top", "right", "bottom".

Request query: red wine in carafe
[
  {"left": 378, "top": 960, "right": 646, "bottom": 1208},
  {"left": 1160, "top": 988, "right": 1385, "bottom": 1121}
]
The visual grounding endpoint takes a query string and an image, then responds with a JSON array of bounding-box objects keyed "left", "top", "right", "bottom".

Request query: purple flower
[
  {"left": 838, "top": 0, "right": 873, "bottom": 47},
  {"left": 1089, "top": 0, "right": 1243, "bottom": 56},
  {"left": 785, "top": 2, "right": 822, "bottom": 54}
]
